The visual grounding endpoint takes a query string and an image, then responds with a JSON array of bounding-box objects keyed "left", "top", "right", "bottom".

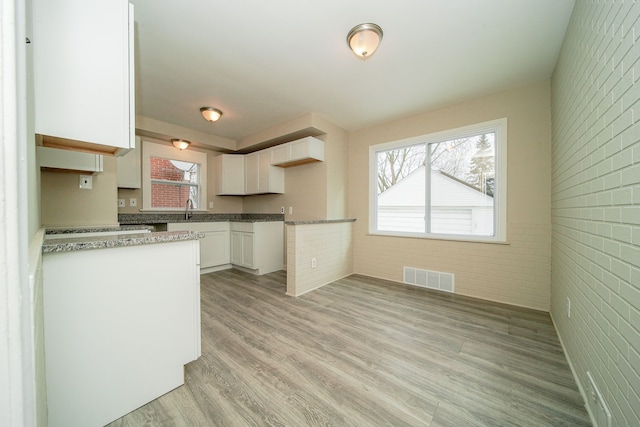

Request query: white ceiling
[{"left": 131, "top": 0, "right": 575, "bottom": 143}]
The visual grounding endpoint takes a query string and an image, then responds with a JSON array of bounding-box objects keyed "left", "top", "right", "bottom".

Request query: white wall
[{"left": 551, "top": 2, "right": 640, "bottom": 425}]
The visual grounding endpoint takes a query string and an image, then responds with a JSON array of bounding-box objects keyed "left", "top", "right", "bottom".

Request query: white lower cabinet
[
  {"left": 168, "top": 222, "right": 230, "bottom": 272},
  {"left": 168, "top": 221, "right": 283, "bottom": 275},
  {"left": 230, "top": 221, "right": 284, "bottom": 275},
  {"left": 43, "top": 239, "right": 200, "bottom": 427}
]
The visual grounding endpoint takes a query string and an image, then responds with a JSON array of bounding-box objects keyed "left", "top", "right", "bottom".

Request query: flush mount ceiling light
[
  {"left": 347, "top": 23, "right": 383, "bottom": 60},
  {"left": 200, "top": 107, "right": 223, "bottom": 122},
  {"left": 171, "top": 138, "right": 190, "bottom": 150}
]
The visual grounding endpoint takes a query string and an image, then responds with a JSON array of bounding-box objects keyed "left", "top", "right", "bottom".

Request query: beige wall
[
  {"left": 551, "top": 2, "right": 640, "bottom": 425},
  {"left": 349, "top": 81, "right": 552, "bottom": 311},
  {"left": 41, "top": 157, "right": 118, "bottom": 227}
]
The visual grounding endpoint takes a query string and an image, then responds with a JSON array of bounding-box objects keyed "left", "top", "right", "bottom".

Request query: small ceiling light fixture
[
  {"left": 347, "top": 23, "right": 383, "bottom": 60},
  {"left": 171, "top": 138, "right": 190, "bottom": 150},
  {"left": 200, "top": 107, "right": 223, "bottom": 122}
]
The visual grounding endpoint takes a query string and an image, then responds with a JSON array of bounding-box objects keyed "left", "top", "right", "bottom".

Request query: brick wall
[
  {"left": 551, "top": 1, "right": 640, "bottom": 425},
  {"left": 150, "top": 158, "right": 195, "bottom": 208},
  {"left": 286, "top": 221, "right": 354, "bottom": 296}
]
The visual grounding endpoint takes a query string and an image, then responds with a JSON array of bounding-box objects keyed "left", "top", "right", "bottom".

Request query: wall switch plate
[
  {"left": 79, "top": 175, "right": 92, "bottom": 189},
  {"left": 289, "top": 206, "right": 293, "bottom": 214},
  {"left": 129, "top": 198, "right": 137, "bottom": 207},
  {"left": 118, "top": 199, "right": 125, "bottom": 208}
]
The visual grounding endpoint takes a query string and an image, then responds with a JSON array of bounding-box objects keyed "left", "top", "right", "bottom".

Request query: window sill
[{"left": 366, "top": 231, "right": 510, "bottom": 245}]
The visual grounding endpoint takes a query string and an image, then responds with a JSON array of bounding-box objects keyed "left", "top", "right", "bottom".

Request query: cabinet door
[
  {"left": 230, "top": 232, "right": 243, "bottom": 265},
  {"left": 245, "top": 153, "right": 259, "bottom": 194},
  {"left": 271, "top": 144, "right": 290, "bottom": 164},
  {"left": 204, "top": 230, "right": 230, "bottom": 267},
  {"left": 215, "top": 155, "right": 245, "bottom": 195},
  {"left": 117, "top": 136, "right": 141, "bottom": 188},
  {"left": 32, "top": 0, "right": 134, "bottom": 153},
  {"left": 240, "top": 233, "right": 255, "bottom": 268}
]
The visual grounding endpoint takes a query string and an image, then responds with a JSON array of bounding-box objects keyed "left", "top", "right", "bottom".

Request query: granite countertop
[
  {"left": 42, "top": 230, "right": 200, "bottom": 253},
  {"left": 45, "top": 224, "right": 154, "bottom": 235},
  {"left": 118, "top": 213, "right": 285, "bottom": 225},
  {"left": 285, "top": 218, "right": 356, "bottom": 225}
]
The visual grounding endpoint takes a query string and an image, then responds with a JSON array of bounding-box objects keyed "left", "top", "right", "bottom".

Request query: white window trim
[
  {"left": 369, "top": 118, "right": 507, "bottom": 243},
  {"left": 141, "top": 141, "right": 208, "bottom": 211}
]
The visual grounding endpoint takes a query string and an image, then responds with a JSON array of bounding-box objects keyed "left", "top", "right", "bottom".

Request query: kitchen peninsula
[{"left": 42, "top": 227, "right": 201, "bottom": 427}]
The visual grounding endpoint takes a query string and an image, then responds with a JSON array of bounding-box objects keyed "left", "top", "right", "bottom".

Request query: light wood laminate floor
[{"left": 107, "top": 270, "right": 590, "bottom": 426}]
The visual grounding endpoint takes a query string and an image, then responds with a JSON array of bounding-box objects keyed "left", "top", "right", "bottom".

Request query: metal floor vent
[{"left": 403, "top": 267, "right": 454, "bottom": 293}]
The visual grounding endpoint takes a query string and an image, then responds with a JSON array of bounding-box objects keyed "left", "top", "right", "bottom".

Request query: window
[
  {"left": 369, "top": 118, "right": 506, "bottom": 242},
  {"left": 142, "top": 141, "right": 208, "bottom": 211}
]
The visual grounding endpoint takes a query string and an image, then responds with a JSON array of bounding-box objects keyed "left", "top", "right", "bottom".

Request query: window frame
[
  {"left": 142, "top": 140, "right": 208, "bottom": 211},
  {"left": 369, "top": 118, "right": 507, "bottom": 242}
]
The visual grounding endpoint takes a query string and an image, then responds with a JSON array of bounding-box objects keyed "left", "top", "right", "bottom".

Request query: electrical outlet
[
  {"left": 129, "top": 198, "right": 137, "bottom": 207},
  {"left": 586, "top": 371, "right": 612, "bottom": 427},
  {"left": 311, "top": 258, "right": 317, "bottom": 268},
  {"left": 566, "top": 297, "right": 571, "bottom": 318},
  {"left": 118, "top": 199, "right": 125, "bottom": 208},
  {"left": 289, "top": 206, "right": 293, "bottom": 214},
  {"left": 280, "top": 206, "right": 285, "bottom": 214},
  {"left": 209, "top": 201, "right": 214, "bottom": 209},
  {"left": 79, "top": 175, "right": 92, "bottom": 190}
]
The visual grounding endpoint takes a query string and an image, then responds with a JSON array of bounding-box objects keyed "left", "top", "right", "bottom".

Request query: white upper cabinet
[
  {"left": 271, "top": 136, "right": 324, "bottom": 167},
  {"left": 116, "top": 136, "right": 141, "bottom": 188},
  {"left": 245, "top": 149, "right": 284, "bottom": 195},
  {"left": 215, "top": 154, "right": 246, "bottom": 195},
  {"left": 38, "top": 146, "right": 103, "bottom": 173},
  {"left": 32, "top": 0, "right": 135, "bottom": 156}
]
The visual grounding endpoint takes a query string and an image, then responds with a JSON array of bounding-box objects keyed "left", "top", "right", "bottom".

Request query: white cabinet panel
[
  {"left": 230, "top": 221, "right": 283, "bottom": 274},
  {"left": 271, "top": 136, "right": 324, "bottom": 167},
  {"left": 245, "top": 150, "right": 284, "bottom": 195},
  {"left": 32, "top": 0, "right": 134, "bottom": 155},
  {"left": 38, "top": 146, "right": 103, "bottom": 173},
  {"left": 117, "top": 136, "right": 141, "bottom": 188},
  {"left": 214, "top": 154, "right": 245, "bottom": 195},
  {"left": 43, "top": 239, "right": 200, "bottom": 427},
  {"left": 205, "top": 231, "right": 231, "bottom": 267},
  {"left": 244, "top": 152, "right": 260, "bottom": 195},
  {"left": 168, "top": 222, "right": 230, "bottom": 270}
]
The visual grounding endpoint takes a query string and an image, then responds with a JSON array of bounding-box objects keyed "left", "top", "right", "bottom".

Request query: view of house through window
[
  {"left": 372, "top": 119, "right": 505, "bottom": 240},
  {"left": 150, "top": 157, "right": 200, "bottom": 209}
]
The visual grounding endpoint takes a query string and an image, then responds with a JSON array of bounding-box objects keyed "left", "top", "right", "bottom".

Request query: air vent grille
[{"left": 403, "top": 267, "right": 454, "bottom": 293}]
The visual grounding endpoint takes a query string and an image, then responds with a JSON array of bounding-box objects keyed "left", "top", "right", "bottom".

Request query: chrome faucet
[{"left": 185, "top": 198, "right": 194, "bottom": 220}]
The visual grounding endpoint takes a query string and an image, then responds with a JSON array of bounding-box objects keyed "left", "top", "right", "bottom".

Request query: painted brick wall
[
  {"left": 286, "top": 222, "right": 354, "bottom": 296},
  {"left": 551, "top": 1, "right": 640, "bottom": 425}
]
